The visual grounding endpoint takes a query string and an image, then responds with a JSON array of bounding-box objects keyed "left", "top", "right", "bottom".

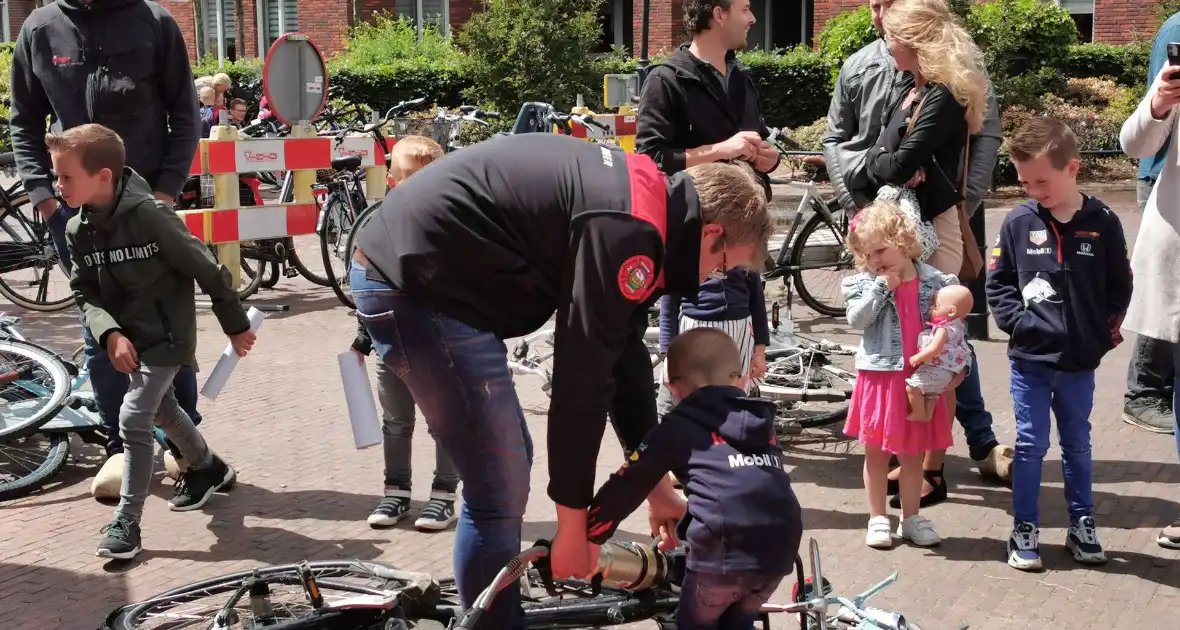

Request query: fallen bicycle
[{"left": 100, "top": 538, "right": 925, "bottom": 629}]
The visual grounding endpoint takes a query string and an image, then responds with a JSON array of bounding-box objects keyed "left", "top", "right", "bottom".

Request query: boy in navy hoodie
[
  {"left": 985, "top": 117, "right": 1132, "bottom": 572},
  {"left": 587, "top": 327, "right": 802, "bottom": 629}
]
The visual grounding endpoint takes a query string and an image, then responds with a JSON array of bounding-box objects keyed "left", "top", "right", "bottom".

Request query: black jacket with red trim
[
  {"left": 587, "top": 386, "right": 801, "bottom": 576},
  {"left": 355, "top": 133, "right": 704, "bottom": 510}
]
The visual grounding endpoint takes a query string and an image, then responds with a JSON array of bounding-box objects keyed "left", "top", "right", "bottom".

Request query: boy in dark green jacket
[{"left": 53, "top": 124, "right": 256, "bottom": 561}]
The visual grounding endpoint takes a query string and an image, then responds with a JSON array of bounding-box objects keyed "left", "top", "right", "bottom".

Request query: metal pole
[
  {"left": 637, "top": 0, "right": 651, "bottom": 86},
  {"left": 215, "top": 0, "right": 226, "bottom": 67}
]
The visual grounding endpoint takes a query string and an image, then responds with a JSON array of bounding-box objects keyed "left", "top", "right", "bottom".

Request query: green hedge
[{"left": 1062, "top": 43, "right": 1151, "bottom": 87}]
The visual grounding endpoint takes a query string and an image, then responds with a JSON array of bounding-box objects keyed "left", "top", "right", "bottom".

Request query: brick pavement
[{"left": 1, "top": 187, "right": 1178, "bottom": 629}]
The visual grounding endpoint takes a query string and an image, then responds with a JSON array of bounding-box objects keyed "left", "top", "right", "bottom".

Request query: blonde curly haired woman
[{"left": 863, "top": 0, "right": 991, "bottom": 510}]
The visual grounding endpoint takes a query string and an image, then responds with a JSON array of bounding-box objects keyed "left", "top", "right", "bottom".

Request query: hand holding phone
[{"left": 1151, "top": 43, "right": 1180, "bottom": 118}]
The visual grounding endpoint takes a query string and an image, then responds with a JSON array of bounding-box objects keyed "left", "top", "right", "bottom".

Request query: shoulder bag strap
[{"left": 904, "top": 90, "right": 928, "bottom": 138}]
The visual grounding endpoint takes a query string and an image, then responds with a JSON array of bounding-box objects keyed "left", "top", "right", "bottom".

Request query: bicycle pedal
[{"left": 283, "top": 267, "right": 299, "bottom": 278}]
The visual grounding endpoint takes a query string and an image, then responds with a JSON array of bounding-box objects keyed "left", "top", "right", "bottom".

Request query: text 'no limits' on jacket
[
  {"left": 65, "top": 169, "right": 251, "bottom": 368},
  {"left": 985, "top": 197, "right": 1133, "bottom": 372}
]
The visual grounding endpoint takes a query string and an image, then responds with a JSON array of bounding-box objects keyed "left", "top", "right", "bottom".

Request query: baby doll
[{"left": 906, "top": 284, "right": 973, "bottom": 421}]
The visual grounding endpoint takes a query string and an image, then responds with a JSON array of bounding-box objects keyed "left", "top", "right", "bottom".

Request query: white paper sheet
[
  {"left": 200, "top": 307, "right": 266, "bottom": 401},
  {"left": 337, "top": 351, "right": 382, "bottom": 449}
]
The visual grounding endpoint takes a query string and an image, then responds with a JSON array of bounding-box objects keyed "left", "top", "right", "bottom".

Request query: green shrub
[
  {"left": 191, "top": 56, "right": 262, "bottom": 86},
  {"left": 329, "top": 61, "right": 469, "bottom": 114},
  {"left": 741, "top": 48, "right": 833, "bottom": 128},
  {"left": 968, "top": 0, "right": 1078, "bottom": 81},
  {"left": 815, "top": 6, "right": 877, "bottom": 71},
  {"left": 993, "top": 67, "right": 1067, "bottom": 108},
  {"left": 334, "top": 12, "right": 461, "bottom": 67},
  {"left": 456, "top": 0, "right": 604, "bottom": 114},
  {"left": 1061, "top": 42, "right": 1150, "bottom": 87}
]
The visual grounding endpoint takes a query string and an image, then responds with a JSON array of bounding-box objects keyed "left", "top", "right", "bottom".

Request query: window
[
  {"left": 2, "top": 0, "right": 11, "bottom": 43},
  {"left": 201, "top": 0, "right": 237, "bottom": 62},
  {"left": 395, "top": 0, "right": 450, "bottom": 38},
  {"left": 596, "top": 0, "right": 633, "bottom": 54},
  {"left": 259, "top": 0, "right": 300, "bottom": 52},
  {"left": 1056, "top": 0, "right": 1093, "bottom": 43},
  {"left": 747, "top": 0, "right": 812, "bottom": 51}
]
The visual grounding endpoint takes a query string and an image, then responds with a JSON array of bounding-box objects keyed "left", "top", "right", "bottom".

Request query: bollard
[
  {"left": 965, "top": 200, "right": 990, "bottom": 341},
  {"left": 210, "top": 110, "right": 242, "bottom": 289}
]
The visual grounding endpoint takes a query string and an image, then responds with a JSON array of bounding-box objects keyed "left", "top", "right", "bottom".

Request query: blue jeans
[
  {"left": 677, "top": 571, "right": 782, "bottom": 630},
  {"left": 1009, "top": 359, "right": 1095, "bottom": 525},
  {"left": 351, "top": 264, "right": 533, "bottom": 630},
  {"left": 47, "top": 204, "right": 202, "bottom": 455},
  {"left": 955, "top": 344, "right": 1000, "bottom": 461}
]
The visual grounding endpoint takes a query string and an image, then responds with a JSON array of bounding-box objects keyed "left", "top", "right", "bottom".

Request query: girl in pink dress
[{"left": 840, "top": 201, "right": 957, "bottom": 550}]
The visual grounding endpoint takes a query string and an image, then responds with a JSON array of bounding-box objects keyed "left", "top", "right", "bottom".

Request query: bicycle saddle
[{"left": 331, "top": 155, "right": 364, "bottom": 171}]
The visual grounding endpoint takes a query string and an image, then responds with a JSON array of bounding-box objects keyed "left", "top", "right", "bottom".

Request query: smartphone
[{"left": 1168, "top": 43, "right": 1180, "bottom": 77}]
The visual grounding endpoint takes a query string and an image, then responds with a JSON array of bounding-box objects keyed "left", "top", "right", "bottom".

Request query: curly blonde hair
[
  {"left": 883, "top": 0, "right": 988, "bottom": 134},
  {"left": 847, "top": 200, "right": 922, "bottom": 270}
]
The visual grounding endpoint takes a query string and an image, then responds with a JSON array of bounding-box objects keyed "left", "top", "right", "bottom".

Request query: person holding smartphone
[{"left": 1119, "top": 39, "right": 1180, "bottom": 550}]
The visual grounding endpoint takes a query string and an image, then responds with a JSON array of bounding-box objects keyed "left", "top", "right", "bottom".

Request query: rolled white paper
[
  {"left": 337, "top": 351, "right": 382, "bottom": 449},
  {"left": 200, "top": 307, "right": 266, "bottom": 401}
]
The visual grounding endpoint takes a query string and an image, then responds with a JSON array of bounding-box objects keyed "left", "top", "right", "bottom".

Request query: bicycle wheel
[
  {"left": 0, "top": 432, "right": 69, "bottom": 501},
  {"left": 0, "top": 196, "right": 74, "bottom": 312},
  {"left": 0, "top": 340, "right": 73, "bottom": 441},
  {"left": 206, "top": 246, "right": 263, "bottom": 301},
  {"left": 103, "top": 560, "right": 429, "bottom": 630},
  {"left": 788, "top": 203, "right": 855, "bottom": 318},
  {"left": 331, "top": 200, "right": 382, "bottom": 309},
  {"left": 756, "top": 348, "right": 854, "bottom": 432},
  {"left": 261, "top": 261, "right": 280, "bottom": 289},
  {"left": 289, "top": 241, "right": 331, "bottom": 287}
]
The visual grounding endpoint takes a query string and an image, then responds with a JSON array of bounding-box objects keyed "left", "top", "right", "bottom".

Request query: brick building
[{"left": 0, "top": 0, "right": 1165, "bottom": 60}]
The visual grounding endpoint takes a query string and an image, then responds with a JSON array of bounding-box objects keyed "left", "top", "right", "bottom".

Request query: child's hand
[
  {"left": 909, "top": 354, "right": 927, "bottom": 368},
  {"left": 106, "top": 332, "right": 139, "bottom": 374},
  {"left": 877, "top": 271, "right": 900, "bottom": 291},
  {"left": 750, "top": 345, "right": 767, "bottom": 380},
  {"left": 228, "top": 330, "right": 256, "bottom": 357}
]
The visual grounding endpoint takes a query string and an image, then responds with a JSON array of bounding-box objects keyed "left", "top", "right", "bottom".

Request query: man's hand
[
  {"left": 713, "top": 131, "right": 761, "bottom": 162},
  {"left": 750, "top": 345, "right": 767, "bottom": 380},
  {"left": 106, "top": 332, "right": 139, "bottom": 374},
  {"left": 153, "top": 191, "right": 176, "bottom": 206},
  {"left": 35, "top": 198, "right": 59, "bottom": 220},
  {"left": 1151, "top": 64, "right": 1180, "bottom": 119},
  {"left": 752, "top": 141, "right": 779, "bottom": 173},
  {"left": 551, "top": 506, "right": 594, "bottom": 579},
  {"left": 228, "top": 330, "right": 256, "bottom": 357},
  {"left": 647, "top": 477, "right": 687, "bottom": 551}
]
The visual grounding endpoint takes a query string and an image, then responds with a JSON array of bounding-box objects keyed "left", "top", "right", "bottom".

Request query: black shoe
[
  {"left": 889, "top": 468, "right": 947, "bottom": 509},
  {"left": 887, "top": 473, "right": 900, "bottom": 496},
  {"left": 367, "top": 488, "right": 412, "bottom": 528},
  {"left": 169, "top": 454, "right": 236, "bottom": 512},
  {"left": 1122, "top": 398, "right": 1174, "bottom": 434},
  {"left": 95, "top": 515, "right": 142, "bottom": 560}
]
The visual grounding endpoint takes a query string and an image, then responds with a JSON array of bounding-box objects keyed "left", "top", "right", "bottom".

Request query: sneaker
[
  {"left": 1008, "top": 522, "right": 1042, "bottom": 571},
  {"left": 897, "top": 515, "right": 941, "bottom": 547},
  {"left": 1158, "top": 515, "right": 1180, "bottom": 549},
  {"left": 95, "top": 515, "right": 142, "bottom": 560},
  {"left": 367, "top": 488, "right": 412, "bottom": 528},
  {"left": 1066, "top": 516, "right": 1107, "bottom": 565},
  {"left": 977, "top": 444, "right": 1015, "bottom": 482},
  {"left": 414, "top": 490, "right": 458, "bottom": 531},
  {"left": 163, "top": 451, "right": 188, "bottom": 481},
  {"left": 1121, "top": 398, "right": 1174, "bottom": 434},
  {"left": 169, "top": 454, "right": 235, "bottom": 512},
  {"left": 865, "top": 515, "right": 893, "bottom": 549}
]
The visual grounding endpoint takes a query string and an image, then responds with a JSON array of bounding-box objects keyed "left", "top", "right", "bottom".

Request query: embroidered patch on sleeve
[{"left": 617, "top": 255, "right": 655, "bottom": 301}]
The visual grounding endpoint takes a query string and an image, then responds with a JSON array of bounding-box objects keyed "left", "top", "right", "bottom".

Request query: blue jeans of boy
[
  {"left": 677, "top": 571, "right": 782, "bottom": 630},
  {"left": 351, "top": 264, "right": 533, "bottom": 630},
  {"left": 1009, "top": 359, "right": 1095, "bottom": 525},
  {"left": 47, "top": 204, "right": 202, "bottom": 455}
]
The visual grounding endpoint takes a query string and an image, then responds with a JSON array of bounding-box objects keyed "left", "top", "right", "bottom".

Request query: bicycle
[
  {"left": 764, "top": 128, "right": 856, "bottom": 318},
  {"left": 99, "top": 537, "right": 926, "bottom": 630},
  {"left": 0, "top": 146, "right": 75, "bottom": 313}
]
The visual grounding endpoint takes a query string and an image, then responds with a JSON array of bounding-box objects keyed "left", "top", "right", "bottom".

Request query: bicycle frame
[{"left": 764, "top": 181, "right": 848, "bottom": 281}]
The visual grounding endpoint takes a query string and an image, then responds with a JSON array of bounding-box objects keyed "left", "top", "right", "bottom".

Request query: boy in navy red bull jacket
[
  {"left": 586, "top": 327, "right": 802, "bottom": 629},
  {"left": 985, "top": 117, "right": 1132, "bottom": 573}
]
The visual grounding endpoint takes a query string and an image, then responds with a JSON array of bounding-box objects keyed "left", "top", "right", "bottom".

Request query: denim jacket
[{"left": 841, "top": 262, "right": 959, "bottom": 371}]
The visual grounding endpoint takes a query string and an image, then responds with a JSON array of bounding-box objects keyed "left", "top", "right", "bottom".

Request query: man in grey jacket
[
  {"left": 10, "top": 0, "right": 202, "bottom": 497},
  {"left": 823, "top": 0, "right": 1012, "bottom": 505}
]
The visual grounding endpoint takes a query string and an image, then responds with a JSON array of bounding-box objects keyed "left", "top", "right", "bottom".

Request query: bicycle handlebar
[{"left": 547, "top": 111, "right": 611, "bottom": 134}]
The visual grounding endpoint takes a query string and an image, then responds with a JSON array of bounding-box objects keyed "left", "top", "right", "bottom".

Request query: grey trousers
[
  {"left": 117, "top": 365, "right": 212, "bottom": 522},
  {"left": 375, "top": 361, "right": 460, "bottom": 492}
]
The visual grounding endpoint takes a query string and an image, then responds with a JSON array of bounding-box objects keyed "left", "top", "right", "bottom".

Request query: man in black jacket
[
  {"left": 10, "top": 0, "right": 203, "bottom": 496},
  {"left": 352, "top": 133, "right": 772, "bottom": 629},
  {"left": 635, "top": 0, "right": 780, "bottom": 182}
]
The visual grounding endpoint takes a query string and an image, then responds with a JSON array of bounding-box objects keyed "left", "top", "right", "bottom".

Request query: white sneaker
[
  {"left": 898, "top": 515, "right": 942, "bottom": 547},
  {"left": 865, "top": 515, "right": 893, "bottom": 549}
]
